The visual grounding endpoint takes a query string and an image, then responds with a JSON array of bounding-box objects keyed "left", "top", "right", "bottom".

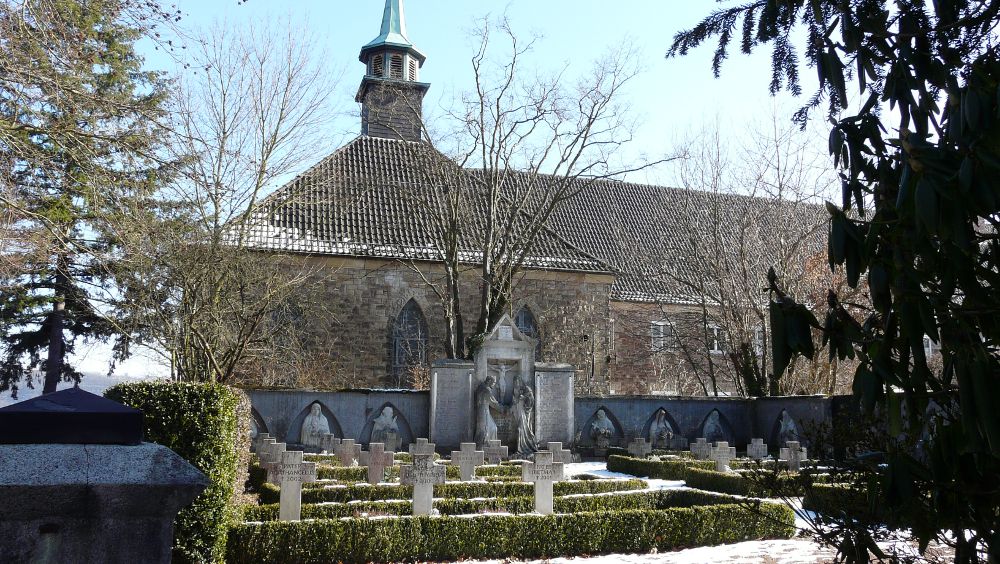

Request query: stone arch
[
  {"left": 581, "top": 406, "right": 626, "bottom": 446},
  {"left": 698, "top": 408, "right": 734, "bottom": 444},
  {"left": 388, "top": 299, "right": 430, "bottom": 387},
  {"left": 249, "top": 407, "right": 268, "bottom": 439},
  {"left": 514, "top": 304, "right": 543, "bottom": 360},
  {"left": 359, "top": 401, "right": 415, "bottom": 449},
  {"left": 286, "top": 400, "right": 344, "bottom": 446},
  {"left": 641, "top": 407, "right": 681, "bottom": 446},
  {"left": 770, "top": 408, "right": 802, "bottom": 447}
]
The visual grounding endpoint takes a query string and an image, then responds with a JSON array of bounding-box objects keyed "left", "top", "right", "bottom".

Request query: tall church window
[
  {"left": 371, "top": 54, "right": 384, "bottom": 77},
  {"left": 389, "top": 54, "right": 404, "bottom": 79},
  {"left": 391, "top": 299, "right": 429, "bottom": 386},
  {"left": 515, "top": 306, "right": 542, "bottom": 360}
]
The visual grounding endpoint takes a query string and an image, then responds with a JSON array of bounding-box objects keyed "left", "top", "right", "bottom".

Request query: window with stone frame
[
  {"left": 389, "top": 54, "right": 404, "bottom": 79},
  {"left": 514, "top": 306, "right": 542, "bottom": 360},
  {"left": 650, "top": 319, "right": 673, "bottom": 352},
  {"left": 707, "top": 324, "right": 726, "bottom": 355},
  {"left": 391, "top": 299, "right": 429, "bottom": 386}
]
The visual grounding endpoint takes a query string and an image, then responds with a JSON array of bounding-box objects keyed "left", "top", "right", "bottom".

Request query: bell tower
[{"left": 356, "top": 0, "right": 429, "bottom": 142}]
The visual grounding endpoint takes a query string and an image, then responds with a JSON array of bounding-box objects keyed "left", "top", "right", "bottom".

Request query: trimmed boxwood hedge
[
  {"left": 607, "top": 454, "right": 715, "bottom": 480},
  {"left": 105, "top": 381, "right": 247, "bottom": 564},
  {"left": 304, "top": 452, "right": 442, "bottom": 466},
  {"left": 312, "top": 462, "right": 522, "bottom": 483},
  {"left": 802, "top": 482, "right": 878, "bottom": 521},
  {"left": 242, "top": 487, "right": 761, "bottom": 522},
  {"left": 227, "top": 502, "right": 795, "bottom": 563},
  {"left": 610, "top": 455, "right": 828, "bottom": 497},
  {"left": 258, "top": 478, "right": 647, "bottom": 504}
]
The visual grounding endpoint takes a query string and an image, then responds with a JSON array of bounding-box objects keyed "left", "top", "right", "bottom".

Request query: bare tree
[{"left": 115, "top": 20, "right": 344, "bottom": 384}]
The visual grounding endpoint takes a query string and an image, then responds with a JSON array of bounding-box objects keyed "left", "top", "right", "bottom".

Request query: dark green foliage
[
  {"left": 308, "top": 460, "right": 521, "bottom": 482},
  {"left": 105, "top": 382, "right": 247, "bottom": 564},
  {"left": 671, "top": 1, "right": 1000, "bottom": 561},
  {"left": 226, "top": 503, "right": 795, "bottom": 563},
  {"left": 607, "top": 454, "right": 715, "bottom": 480}
]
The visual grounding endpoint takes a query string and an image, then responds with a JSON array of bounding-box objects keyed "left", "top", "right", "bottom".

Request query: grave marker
[
  {"left": 710, "top": 441, "right": 736, "bottom": 472},
  {"left": 400, "top": 454, "right": 446, "bottom": 515},
  {"left": 627, "top": 437, "right": 652, "bottom": 459},
  {"left": 261, "top": 441, "right": 286, "bottom": 484},
  {"left": 251, "top": 432, "right": 272, "bottom": 453},
  {"left": 747, "top": 438, "right": 768, "bottom": 461},
  {"left": 275, "top": 450, "right": 317, "bottom": 521},
  {"left": 334, "top": 439, "right": 361, "bottom": 467},
  {"left": 360, "top": 443, "right": 394, "bottom": 485},
  {"left": 522, "top": 451, "right": 564, "bottom": 515},
  {"left": 779, "top": 441, "right": 807, "bottom": 472},
  {"left": 409, "top": 437, "right": 436, "bottom": 456},
  {"left": 319, "top": 433, "right": 340, "bottom": 454},
  {"left": 669, "top": 435, "right": 689, "bottom": 451},
  {"left": 690, "top": 437, "right": 711, "bottom": 460},
  {"left": 450, "top": 442, "right": 485, "bottom": 481},
  {"left": 546, "top": 442, "right": 572, "bottom": 464},
  {"left": 484, "top": 439, "right": 509, "bottom": 464}
]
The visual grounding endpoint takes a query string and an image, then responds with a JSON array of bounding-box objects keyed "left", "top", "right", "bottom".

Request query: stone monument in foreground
[
  {"left": 0, "top": 388, "right": 207, "bottom": 564},
  {"left": 430, "top": 315, "right": 575, "bottom": 455}
]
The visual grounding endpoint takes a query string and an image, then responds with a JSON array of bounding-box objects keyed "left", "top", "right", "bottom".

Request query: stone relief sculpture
[
  {"left": 512, "top": 374, "right": 538, "bottom": 456},
  {"left": 370, "top": 406, "right": 399, "bottom": 446},
  {"left": 590, "top": 409, "right": 615, "bottom": 442},
  {"left": 300, "top": 402, "right": 331, "bottom": 448},
  {"left": 702, "top": 409, "right": 725, "bottom": 443},
  {"left": 778, "top": 409, "right": 799, "bottom": 445},
  {"left": 648, "top": 408, "right": 674, "bottom": 447},
  {"left": 474, "top": 373, "right": 502, "bottom": 448}
]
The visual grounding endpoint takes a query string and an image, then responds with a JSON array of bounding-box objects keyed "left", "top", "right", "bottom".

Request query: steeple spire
[{"left": 359, "top": 0, "right": 426, "bottom": 65}]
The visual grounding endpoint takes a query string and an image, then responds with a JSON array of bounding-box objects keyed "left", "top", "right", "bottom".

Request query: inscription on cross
[
  {"left": 710, "top": 441, "right": 737, "bottom": 472},
  {"left": 275, "top": 450, "right": 317, "bottom": 521},
  {"left": 522, "top": 451, "right": 564, "bottom": 515},
  {"left": 400, "top": 454, "right": 446, "bottom": 515},
  {"left": 546, "top": 442, "right": 572, "bottom": 464},
  {"left": 334, "top": 439, "right": 361, "bottom": 467},
  {"left": 747, "top": 438, "right": 768, "bottom": 461},
  {"left": 409, "top": 438, "right": 435, "bottom": 457},
  {"left": 360, "top": 443, "right": 395, "bottom": 485},
  {"left": 690, "top": 437, "right": 711, "bottom": 460},
  {"left": 319, "top": 433, "right": 340, "bottom": 454},
  {"left": 450, "top": 442, "right": 484, "bottom": 481},
  {"left": 261, "top": 441, "right": 287, "bottom": 484},
  {"left": 484, "top": 439, "right": 508, "bottom": 464},
  {"left": 779, "top": 441, "right": 807, "bottom": 472},
  {"left": 627, "top": 437, "right": 652, "bottom": 459}
]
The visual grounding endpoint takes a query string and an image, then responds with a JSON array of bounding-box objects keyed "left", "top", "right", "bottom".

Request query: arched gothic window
[
  {"left": 391, "top": 299, "right": 429, "bottom": 386},
  {"left": 515, "top": 306, "right": 542, "bottom": 360}
]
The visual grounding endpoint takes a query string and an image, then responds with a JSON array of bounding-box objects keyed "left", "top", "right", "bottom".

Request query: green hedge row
[
  {"left": 607, "top": 454, "right": 715, "bottom": 480},
  {"left": 227, "top": 503, "right": 795, "bottom": 563},
  {"left": 802, "top": 482, "right": 876, "bottom": 521},
  {"left": 313, "top": 462, "right": 522, "bottom": 483},
  {"left": 258, "top": 478, "right": 647, "bottom": 505},
  {"left": 304, "top": 452, "right": 442, "bottom": 466},
  {"left": 106, "top": 382, "right": 247, "bottom": 564},
  {"left": 243, "top": 487, "right": 758, "bottom": 522}
]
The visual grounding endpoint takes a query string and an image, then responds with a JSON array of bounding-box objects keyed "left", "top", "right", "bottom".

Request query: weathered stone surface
[
  {"left": 522, "top": 451, "right": 564, "bottom": 515},
  {"left": 627, "top": 437, "right": 652, "bottom": 459},
  {"left": 747, "top": 438, "right": 768, "bottom": 461},
  {"left": 429, "top": 362, "right": 473, "bottom": 450},
  {"left": 0, "top": 443, "right": 207, "bottom": 564},
  {"left": 780, "top": 441, "right": 807, "bottom": 472},
  {"left": 546, "top": 442, "right": 572, "bottom": 464},
  {"left": 400, "top": 454, "right": 446, "bottom": 516},
  {"left": 275, "top": 450, "right": 317, "bottom": 521},
  {"left": 449, "top": 443, "right": 484, "bottom": 481},
  {"left": 690, "top": 438, "right": 711, "bottom": 460},
  {"left": 534, "top": 365, "right": 575, "bottom": 446},
  {"left": 710, "top": 441, "right": 736, "bottom": 472},
  {"left": 483, "top": 439, "right": 508, "bottom": 464}
]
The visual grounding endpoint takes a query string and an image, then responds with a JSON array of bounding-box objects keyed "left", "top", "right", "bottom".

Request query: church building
[{"left": 245, "top": 0, "right": 823, "bottom": 396}]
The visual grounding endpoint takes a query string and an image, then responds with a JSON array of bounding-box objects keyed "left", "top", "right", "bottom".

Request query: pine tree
[{"left": 0, "top": 0, "right": 169, "bottom": 396}]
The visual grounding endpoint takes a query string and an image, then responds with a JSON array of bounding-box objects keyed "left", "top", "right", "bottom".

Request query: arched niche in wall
[
  {"left": 641, "top": 407, "right": 681, "bottom": 447},
  {"left": 359, "top": 401, "right": 415, "bottom": 450},
  {"left": 697, "top": 408, "right": 735, "bottom": 444},
  {"left": 286, "top": 401, "right": 344, "bottom": 447},
  {"left": 769, "top": 408, "right": 802, "bottom": 448},
  {"left": 249, "top": 407, "right": 268, "bottom": 440},
  {"left": 581, "top": 406, "right": 625, "bottom": 446}
]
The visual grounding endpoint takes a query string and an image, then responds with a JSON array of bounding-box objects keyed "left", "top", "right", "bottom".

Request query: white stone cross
[
  {"left": 710, "top": 441, "right": 737, "bottom": 472},
  {"left": 522, "top": 451, "right": 564, "bottom": 515},
  {"left": 319, "top": 433, "right": 340, "bottom": 454},
  {"left": 334, "top": 439, "right": 361, "bottom": 467},
  {"left": 276, "top": 450, "right": 317, "bottom": 521},
  {"left": 747, "top": 438, "right": 768, "bottom": 461},
  {"left": 484, "top": 439, "right": 509, "bottom": 464},
  {"left": 546, "top": 442, "right": 573, "bottom": 464},
  {"left": 779, "top": 441, "right": 808, "bottom": 472},
  {"left": 261, "top": 441, "right": 287, "bottom": 484},
  {"left": 669, "top": 435, "right": 689, "bottom": 451},
  {"left": 400, "top": 454, "right": 446, "bottom": 515},
  {"left": 409, "top": 438, "right": 436, "bottom": 456},
  {"left": 360, "top": 443, "right": 395, "bottom": 485},
  {"left": 690, "top": 437, "right": 711, "bottom": 460},
  {"left": 450, "top": 442, "right": 485, "bottom": 481},
  {"left": 627, "top": 437, "right": 652, "bottom": 459},
  {"left": 252, "top": 432, "right": 272, "bottom": 453}
]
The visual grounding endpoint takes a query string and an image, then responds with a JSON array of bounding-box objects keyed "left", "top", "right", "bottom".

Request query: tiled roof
[{"left": 245, "top": 136, "right": 827, "bottom": 303}]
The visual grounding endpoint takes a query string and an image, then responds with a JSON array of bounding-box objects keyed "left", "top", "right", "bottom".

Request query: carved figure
[
  {"left": 512, "top": 375, "right": 538, "bottom": 456},
  {"left": 648, "top": 409, "right": 673, "bottom": 447},
  {"left": 590, "top": 409, "right": 615, "bottom": 442},
  {"left": 778, "top": 409, "right": 799, "bottom": 445},
  {"left": 474, "top": 373, "right": 502, "bottom": 448},
  {"left": 702, "top": 410, "right": 725, "bottom": 443},
  {"left": 371, "top": 406, "right": 398, "bottom": 445},
  {"left": 300, "top": 402, "right": 330, "bottom": 448}
]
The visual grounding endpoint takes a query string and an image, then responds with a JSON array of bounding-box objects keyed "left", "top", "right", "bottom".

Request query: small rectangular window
[
  {"left": 651, "top": 320, "right": 672, "bottom": 352},
  {"left": 708, "top": 325, "right": 726, "bottom": 354}
]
